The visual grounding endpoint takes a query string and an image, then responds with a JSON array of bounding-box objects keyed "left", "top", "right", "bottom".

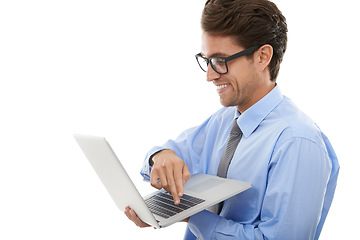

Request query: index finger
[
  {"left": 165, "top": 165, "right": 181, "bottom": 205},
  {"left": 173, "top": 163, "right": 185, "bottom": 198}
]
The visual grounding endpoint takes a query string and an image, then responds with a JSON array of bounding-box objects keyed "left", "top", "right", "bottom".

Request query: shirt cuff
[{"left": 188, "top": 210, "right": 222, "bottom": 239}]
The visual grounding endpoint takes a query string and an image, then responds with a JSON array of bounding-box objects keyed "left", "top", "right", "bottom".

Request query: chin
[
  {"left": 220, "top": 97, "right": 237, "bottom": 108},
  {"left": 220, "top": 101, "right": 234, "bottom": 108}
]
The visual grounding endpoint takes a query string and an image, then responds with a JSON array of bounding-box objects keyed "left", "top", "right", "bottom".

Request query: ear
[{"left": 255, "top": 44, "right": 273, "bottom": 71}]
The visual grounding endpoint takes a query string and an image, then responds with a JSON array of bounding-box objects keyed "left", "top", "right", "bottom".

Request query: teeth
[{"left": 217, "top": 84, "right": 229, "bottom": 90}]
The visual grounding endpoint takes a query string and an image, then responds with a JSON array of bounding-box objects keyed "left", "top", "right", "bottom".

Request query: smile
[{"left": 217, "top": 84, "right": 229, "bottom": 90}]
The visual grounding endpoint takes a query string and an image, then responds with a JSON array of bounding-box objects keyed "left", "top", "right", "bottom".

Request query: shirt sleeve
[
  {"left": 140, "top": 115, "right": 212, "bottom": 181},
  {"left": 188, "top": 137, "right": 333, "bottom": 240}
]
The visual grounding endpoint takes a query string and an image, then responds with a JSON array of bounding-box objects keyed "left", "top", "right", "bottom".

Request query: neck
[{"left": 236, "top": 81, "right": 276, "bottom": 114}]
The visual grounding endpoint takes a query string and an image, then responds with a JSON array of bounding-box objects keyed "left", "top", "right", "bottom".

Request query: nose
[{"left": 206, "top": 64, "right": 221, "bottom": 82}]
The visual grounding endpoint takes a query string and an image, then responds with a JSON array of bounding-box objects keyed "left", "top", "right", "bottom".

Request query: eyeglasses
[{"left": 195, "top": 46, "right": 259, "bottom": 74}]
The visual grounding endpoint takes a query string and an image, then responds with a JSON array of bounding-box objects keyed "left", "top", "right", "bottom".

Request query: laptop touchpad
[{"left": 187, "top": 178, "right": 224, "bottom": 193}]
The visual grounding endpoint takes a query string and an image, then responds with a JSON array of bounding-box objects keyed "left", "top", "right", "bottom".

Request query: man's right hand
[{"left": 150, "top": 149, "right": 191, "bottom": 205}]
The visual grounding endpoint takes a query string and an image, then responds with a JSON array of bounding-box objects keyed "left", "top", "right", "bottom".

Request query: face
[{"left": 201, "top": 32, "right": 274, "bottom": 113}]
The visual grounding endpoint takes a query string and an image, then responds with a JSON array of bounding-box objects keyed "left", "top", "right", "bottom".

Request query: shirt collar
[{"left": 236, "top": 85, "right": 284, "bottom": 138}]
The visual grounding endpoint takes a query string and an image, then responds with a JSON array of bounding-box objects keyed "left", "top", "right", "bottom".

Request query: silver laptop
[{"left": 74, "top": 134, "right": 251, "bottom": 229}]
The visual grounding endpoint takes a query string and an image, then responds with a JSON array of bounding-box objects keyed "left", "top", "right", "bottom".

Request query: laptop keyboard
[{"left": 144, "top": 192, "right": 205, "bottom": 219}]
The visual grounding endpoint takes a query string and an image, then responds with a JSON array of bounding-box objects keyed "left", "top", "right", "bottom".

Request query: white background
[{"left": 0, "top": 0, "right": 358, "bottom": 239}]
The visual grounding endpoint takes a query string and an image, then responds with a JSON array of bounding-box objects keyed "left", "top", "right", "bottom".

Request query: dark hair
[{"left": 201, "top": 0, "right": 288, "bottom": 81}]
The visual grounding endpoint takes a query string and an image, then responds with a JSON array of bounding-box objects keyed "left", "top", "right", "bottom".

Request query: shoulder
[
  {"left": 181, "top": 107, "right": 235, "bottom": 137},
  {"left": 270, "top": 96, "right": 327, "bottom": 151},
  {"left": 212, "top": 106, "right": 236, "bottom": 117},
  {"left": 193, "top": 107, "right": 237, "bottom": 138},
  {"left": 207, "top": 106, "right": 237, "bottom": 125},
  {"left": 212, "top": 107, "right": 237, "bottom": 122}
]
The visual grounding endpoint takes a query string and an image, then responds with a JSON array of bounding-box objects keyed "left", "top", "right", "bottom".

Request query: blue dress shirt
[{"left": 140, "top": 85, "right": 339, "bottom": 240}]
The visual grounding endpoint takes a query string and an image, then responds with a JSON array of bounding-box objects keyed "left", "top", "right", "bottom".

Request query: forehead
[{"left": 201, "top": 32, "right": 245, "bottom": 57}]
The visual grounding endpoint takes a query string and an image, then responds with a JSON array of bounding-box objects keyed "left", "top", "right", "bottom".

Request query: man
[{"left": 125, "top": 0, "right": 339, "bottom": 239}]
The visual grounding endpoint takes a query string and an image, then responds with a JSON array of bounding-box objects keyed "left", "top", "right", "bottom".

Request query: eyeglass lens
[
  {"left": 197, "top": 56, "right": 227, "bottom": 74},
  {"left": 211, "top": 58, "right": 227, "bottom": 73}
]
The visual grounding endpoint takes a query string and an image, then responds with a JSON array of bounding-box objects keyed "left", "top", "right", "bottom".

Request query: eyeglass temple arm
[{"left": 226, "top": 46, "right": 260, "bottom": 61}]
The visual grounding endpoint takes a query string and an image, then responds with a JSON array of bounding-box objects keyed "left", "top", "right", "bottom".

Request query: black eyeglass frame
[{"left": 195, "top": 46, "right": 260, "bottom": 74}]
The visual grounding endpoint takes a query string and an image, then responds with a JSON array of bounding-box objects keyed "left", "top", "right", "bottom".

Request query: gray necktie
[{"left": 209, "top": 118, "right": 242, "bottom": 214}]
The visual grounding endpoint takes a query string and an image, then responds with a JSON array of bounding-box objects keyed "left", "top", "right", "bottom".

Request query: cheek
[
  {"left": 227, "top": 71, "right": 247, "bottom": 91},
  {"left": 229, "top": 61, "right": 255, "bottom": 86},
  {"left": 228, "top": 60, "right": 250, "bottom": 77}
]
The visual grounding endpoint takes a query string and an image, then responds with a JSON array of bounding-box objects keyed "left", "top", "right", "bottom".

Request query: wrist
[
  {"left": 149, "top": 152, "right": 159, "bottom": 167},
  {"left": 149, "top": 149, "right": 173, "bottom": 166}
]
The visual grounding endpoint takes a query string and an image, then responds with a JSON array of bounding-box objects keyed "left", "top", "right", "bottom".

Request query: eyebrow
[{"left": 201, "top": 52, "right": 230, "bottom": 58}]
